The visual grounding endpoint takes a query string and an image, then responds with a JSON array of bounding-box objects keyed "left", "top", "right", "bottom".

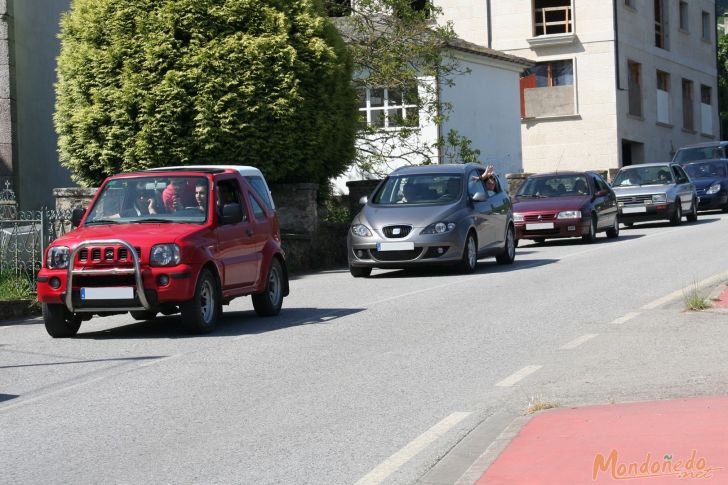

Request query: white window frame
[
  {"left": 678, "top": 1, "right": 689, "bottom": 32},
  {"left": 656, "top": 70, "right": 671, "bottom": 125},
  {"left": 702, "top": 11, "right": 711, "bottom": 42},
  {"left": 532, "top": 0, "right": 574, "bottom": 37},
  {"left": 358, "top": 86, "right": 419, "bottom": 130}
]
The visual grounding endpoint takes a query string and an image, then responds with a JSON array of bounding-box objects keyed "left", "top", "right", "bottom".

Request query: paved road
[{"left": 2, "top": 213, "right": 728, "bottom": 484}]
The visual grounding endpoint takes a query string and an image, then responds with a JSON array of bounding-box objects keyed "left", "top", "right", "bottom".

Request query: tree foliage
[
  {"left": 55, "top": 0, "right": 358, "bottom": 187},
  {"left": 718, "top": 33, "right": 728, "bottom": 137},
  {"left": 325, "top": 0, "right": 480, "bottom": 177}
]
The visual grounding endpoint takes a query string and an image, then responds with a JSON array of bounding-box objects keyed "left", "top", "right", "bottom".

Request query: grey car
[
  {"left": 347, "top": 164, "right": 516, "bottom": 277},
  {"left": 611, "top": 163, "right": 698, "bottom": 226}
]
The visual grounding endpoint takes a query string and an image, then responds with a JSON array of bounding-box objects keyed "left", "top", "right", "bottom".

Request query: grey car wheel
[
  {"left": 350, "top": 266, "right": 372, "bottom": 278},
  {"left": 457, "top": 232, "right": 477, "bottom": 274},
  {"left": 496, "top": 225, "right": 516, "bottom": 265},
  {"left": 670, "top": 201, "right": 682, "bottom": 226},
  {"left": 686, "top": 198, "right": 698, "bottom": 222}
]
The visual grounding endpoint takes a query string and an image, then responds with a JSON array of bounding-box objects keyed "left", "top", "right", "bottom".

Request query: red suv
[{"left": 37, "top": 166, "right": 289, "bottom": 337}]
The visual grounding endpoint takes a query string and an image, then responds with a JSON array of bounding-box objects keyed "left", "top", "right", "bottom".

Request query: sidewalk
[
  {"left": 475, "top": 282, "right": 728, "bottom": 484},
  {"left": 476, "top": 396, "right": 728, "bottom": 484}
]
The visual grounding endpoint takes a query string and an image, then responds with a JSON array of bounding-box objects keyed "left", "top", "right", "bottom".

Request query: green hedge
[{"left": 55, "top": 0, "right": 358, "bottom": 187}]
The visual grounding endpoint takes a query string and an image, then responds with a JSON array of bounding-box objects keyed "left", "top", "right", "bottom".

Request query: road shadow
[
  {"left": 524, "top": 234, "right": 643, "bottom": 247},
  {"left": 367, "top": 257, "right": 559, "bottom": 278},
  {"left": 621, "top": 217, "right": 719, "bottom": 230},
  {"left": 74, "top": 307, "right": 364, "bottom": 340}
]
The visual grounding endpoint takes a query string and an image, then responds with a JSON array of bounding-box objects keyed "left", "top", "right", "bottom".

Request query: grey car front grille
[
  {"left": 617, "top": 194, "right": 653, "bottom": 205},
  {"left": 382, "top": 225, "right": 412, "bottom": 238}
]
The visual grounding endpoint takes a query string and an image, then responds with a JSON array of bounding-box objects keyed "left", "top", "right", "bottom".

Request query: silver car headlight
[
  {"left": 557, "top": 211, "right": 581, "bottom": 219},
  {"left": 652, "top": 194, "right": 667, "bottom": 204},
  {"left": 150, "top": 244, "right": 181, "bottom": 267},
  {"left": 351, "top": 224, "right": 372, "bottom": 237},
  {"left": 513, "top": 213, "right": 524, "bottom": 222},
  {"left": 707, "top": 183, "right": 721, "bottom": 195},
  {"left": 47, "top": 246, "right": 70, "bottom": 269},
  {"left": 421, "top": 222, "right": 456, "bottom": 234}
]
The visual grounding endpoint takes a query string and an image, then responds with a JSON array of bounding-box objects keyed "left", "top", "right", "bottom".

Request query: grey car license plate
[{"left": 377, "top": 242, "right": 415, "bottom": 251}]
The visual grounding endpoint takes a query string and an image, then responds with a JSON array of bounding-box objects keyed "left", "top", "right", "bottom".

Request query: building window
[
  {"left": 325, "top": 0, "right": 351, "bottom": 17},
  {"left": 701, "top": 85, "right": 713, "bottom": 135},
  {"left": 358, "top": 85, "right": 419, "bottom": 129},
  {"left": 533, "top": 0, "right": 572, "bottom": 36},
  {"left": 520, "top": 60, "right": 575, "bottom": 118},
  {"left": 628, "top": 60, "right": 642, "bottom": 118},
  {"left": 654, "top": 0, "right": 669, "bottom": 50},
  {"left": 679, "top": 1, "right": 689, "bottom": 31},
  {"left": 702, "top": 11, "right": 711, "bottom": 41},
  {"left": 656, "top": 70, "right": 670, "bottom": 124},
  {"left": 682, "top": 79, "right": 694, "bottom": 131}
]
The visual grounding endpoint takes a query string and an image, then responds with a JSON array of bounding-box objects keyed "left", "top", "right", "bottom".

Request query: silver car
[
  {"left": 347, "top": 164, "right": 516, "bottom": 277},
  {"left": 611, "top": 163, "right": 698, "bottom": 226}
]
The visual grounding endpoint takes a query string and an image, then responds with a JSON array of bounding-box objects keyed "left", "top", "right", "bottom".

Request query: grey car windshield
[
  {"left": 517, "top": 175, "right": 589, "bottom": 197},
  {"left": 85, "top": 176, "right": 209, "bottom": 224},
  {"left": 613, "top": 167, "right": 673, "bottom": 187},
  {"left": 372, "top": 174, "right": 463, "bottom": 205}
]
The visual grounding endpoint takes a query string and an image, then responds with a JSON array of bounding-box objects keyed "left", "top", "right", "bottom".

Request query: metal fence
[{"left": 0, "top": 182, "right": 73, "bottom": 296}]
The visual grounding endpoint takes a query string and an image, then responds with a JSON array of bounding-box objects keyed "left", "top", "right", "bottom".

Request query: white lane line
[
  {"left": 560, "top": 334, "right": 598, "bottom": 350},
  {"left": 495, "top": 365, "right": 542, "bottom": 387},
  {"left": 611, "top": 312, "right": 640, "bottom": 325},
  {"left": 355, "top": 412, "right": 471, "bottom": 485},
  {"left": 642, "top": 270, "right": 728, "bottom": 310}
]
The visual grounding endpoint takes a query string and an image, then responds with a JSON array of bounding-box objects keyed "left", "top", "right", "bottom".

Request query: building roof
[
  {"left": 444, "top": 37, "right": 533, "bottom": 67},
  {"left": 331, "top": 16, "right": 532, "bottom": 69}
]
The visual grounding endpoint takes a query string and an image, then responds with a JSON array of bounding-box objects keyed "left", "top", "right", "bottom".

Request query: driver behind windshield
[{"left": 124, "top": 182, "right": 158, "bottom": 216}]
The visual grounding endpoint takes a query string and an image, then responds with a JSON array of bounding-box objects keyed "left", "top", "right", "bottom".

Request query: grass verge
[{"left": 682, "top": 280, "right": 711, "bottom": 311}]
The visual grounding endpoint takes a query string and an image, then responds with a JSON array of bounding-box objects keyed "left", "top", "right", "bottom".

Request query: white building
[
  {"left": 437, "top": 0, "right": 720, "bottom": 173},
  {"left": 333, "top": 35, "right": 532, "bottom": 194}
]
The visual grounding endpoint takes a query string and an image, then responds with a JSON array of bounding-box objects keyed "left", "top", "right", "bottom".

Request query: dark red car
[
  {"left": 513, "top": 171, "right": 619, "bottom": 244},
  {"left": 37, "top": 166, "right": 289, "bottom": 337}
]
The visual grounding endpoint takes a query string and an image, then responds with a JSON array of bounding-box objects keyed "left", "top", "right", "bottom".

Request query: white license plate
[
  {"left": 622, "top": 206, "right": 646, "bottom": 214},
  {"left": 525, "top": 222, "right": 554, "bottom": 230},
  {"left": 377, "top": 242, "right": 415, "bottom": 251},
  {"left": 81, "top": 287, "right": 134, "bottom": 300}
]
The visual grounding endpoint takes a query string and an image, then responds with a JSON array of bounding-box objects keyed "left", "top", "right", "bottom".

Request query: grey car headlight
[
  {"left": 707, "top": 183, "right": 721, "bottom": 195},
  {"left": 557, "top": 211, "right": 581, "bottom": 219},
  {"left": 422, "top": 222, "right": 456, "bottom": 234},
  {"left": 652, "top": 194, "right": 667, "bottom": 203},
  {"left": 150, "top": 244, "right": 181, "bottom": 267},
  {"left": 351, "top": 224, "right": 372, "bottom": 237},
  {"left": 47, "top": 246, "right": 70, "bottom": 269}
]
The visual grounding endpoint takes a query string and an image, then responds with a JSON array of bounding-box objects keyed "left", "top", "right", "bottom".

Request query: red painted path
[{"left": 477, "top": 396, "right": 728, "bottom": 484}]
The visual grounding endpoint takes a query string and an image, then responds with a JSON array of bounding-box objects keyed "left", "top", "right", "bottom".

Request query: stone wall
[
  {"left": 346, "top": 179, "right": 381, "bottom": 218},
  {"left": 269, "top": 183, "right": 318, "bottom": 234},
  {"left": 53, "top": 187, "right": 97, "bottom": 212}
]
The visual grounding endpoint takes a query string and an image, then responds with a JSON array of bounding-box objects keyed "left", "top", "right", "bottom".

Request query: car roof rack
[{"left": 143, "top": 167, "right": 228, "bottom": 174}]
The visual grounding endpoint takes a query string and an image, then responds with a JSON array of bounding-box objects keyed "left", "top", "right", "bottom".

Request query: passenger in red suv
[{"left": 37, "top": 166, "right": 289, "bottom": 338}]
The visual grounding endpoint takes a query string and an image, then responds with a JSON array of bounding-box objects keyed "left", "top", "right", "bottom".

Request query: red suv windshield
[{"left": 85, "top": 176, "right": 209, "bottom": 224}]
